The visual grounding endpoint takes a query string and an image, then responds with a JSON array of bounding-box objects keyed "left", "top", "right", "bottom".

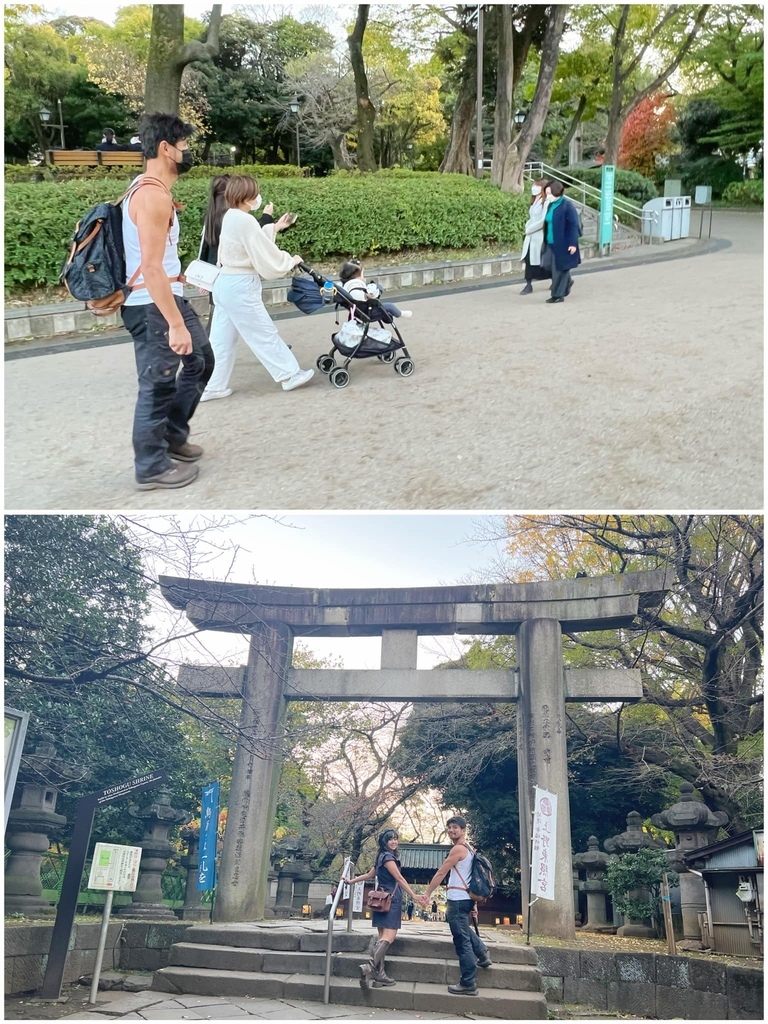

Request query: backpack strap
[
  {"left": 445, "top": 841, "right": 474, "bottom": 893},
  {"left": 120, "top": 175, "right": 181, "bottom": 292}
]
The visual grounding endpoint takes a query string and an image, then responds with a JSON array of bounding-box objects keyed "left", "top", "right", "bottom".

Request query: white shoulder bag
[{"left": 184, "top": 259, "right": 220, "bottom": 291}]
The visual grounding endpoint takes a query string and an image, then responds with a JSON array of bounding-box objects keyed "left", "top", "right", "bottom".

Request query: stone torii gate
[{"left": 160, "top": 570, "right": 670, "bottom": 940}]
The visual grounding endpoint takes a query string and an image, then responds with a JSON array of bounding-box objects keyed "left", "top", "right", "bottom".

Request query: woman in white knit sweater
[{"left": 201, "top": 174, "right": 313, "bottom": 401}]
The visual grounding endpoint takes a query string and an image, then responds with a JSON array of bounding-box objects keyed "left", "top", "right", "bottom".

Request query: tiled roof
[{"left": 398, "top": 843, "right": 452, "bottom": 871}]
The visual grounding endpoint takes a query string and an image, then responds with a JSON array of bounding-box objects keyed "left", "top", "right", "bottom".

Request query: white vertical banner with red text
[{"left": 530, "top": 786, "right": 558, "bottom": 901}]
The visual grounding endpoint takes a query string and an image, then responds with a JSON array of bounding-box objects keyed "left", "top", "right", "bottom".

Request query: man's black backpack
[
  {"left": 60, "top": 177, "right": 171, "bottom": 317},
  {"left": 457, "top": 843, "right": 496, "bottom": 904}
]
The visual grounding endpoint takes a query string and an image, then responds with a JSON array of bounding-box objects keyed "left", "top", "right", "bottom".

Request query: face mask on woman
[
  {"left": 249, "top": 194, "right": 263, "bottom": 211},
  {"left": 531, "top": 185, "right": 542, "bottom": 196}
]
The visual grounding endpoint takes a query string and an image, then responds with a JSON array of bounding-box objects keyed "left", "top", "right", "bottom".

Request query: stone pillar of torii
[{"left": 160, "top": 569, "right": 670, "bottom": 940}]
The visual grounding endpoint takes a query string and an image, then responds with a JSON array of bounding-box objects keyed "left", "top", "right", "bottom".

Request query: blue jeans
[
  {"left": 446, "top": 899, "right": 477, "bottom": 987},
  {"left": 122, "top": 296, "right": 214, "bottom": 479}
]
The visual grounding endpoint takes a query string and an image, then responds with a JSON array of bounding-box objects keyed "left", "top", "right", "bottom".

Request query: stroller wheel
[
  {"left": 317, "top": 354, "right": 335, "bottom": 374},
  {"left": 378, "top": 350, "right": 397, "bottom": 364},
  {"left": 394, "top": 357, "right": 415, "bottom": 377},
  {"left": 329, "top": 367, "right": 350, "bottom": 389}
]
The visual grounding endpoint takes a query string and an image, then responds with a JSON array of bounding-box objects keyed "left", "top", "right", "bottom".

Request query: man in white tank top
[
  {"left": 120, "top": 112, "right": 215, "bottom": 490},
  {"left": 421, "top": 815, "right": 492, "bottom": 996}
]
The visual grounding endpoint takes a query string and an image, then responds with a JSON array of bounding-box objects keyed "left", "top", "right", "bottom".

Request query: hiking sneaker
[
  {"left": 168, "top": 441, "right": 203, "bottom": 462},
  {"left": 199, "top": 388, "right": 233, "bottom": 402},
  {"left": 282, "top": 368, "right": 315, "bottom": 391},
  {"left": 477, "top": 957, "right": 493, "bottom": 968},
  {"left": 136, "top": 462, "right": 199, "bottom": 490},
  {"left": 447, "top": 983, "right": 478, "bottom": 995}
]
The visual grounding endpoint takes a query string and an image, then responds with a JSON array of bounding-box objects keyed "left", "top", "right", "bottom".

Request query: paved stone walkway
[{"left": 5, "top": 212, "right": 762, "bottom": 510}]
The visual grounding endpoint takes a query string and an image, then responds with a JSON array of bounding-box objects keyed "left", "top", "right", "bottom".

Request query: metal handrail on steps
[
  {"left": 524, "top": 160, "right": 659, "bottom": 243},
  {"left": 323, "top": 855, "right": 353, "bottom": 1005}
]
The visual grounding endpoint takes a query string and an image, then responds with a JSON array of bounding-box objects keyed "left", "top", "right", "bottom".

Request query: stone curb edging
[{"left": 4, "top": 240, "right": 627, "bottom": 345}]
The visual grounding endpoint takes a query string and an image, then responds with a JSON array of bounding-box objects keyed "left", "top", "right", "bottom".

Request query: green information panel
[{"left": 599, "top": 164, "right": 616, "bottom": 251}]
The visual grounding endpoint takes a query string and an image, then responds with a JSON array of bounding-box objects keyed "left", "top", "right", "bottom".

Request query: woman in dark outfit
[
  {"left": 543, "top": 179, "right": 581, "bottom": 302},
  {"left": 344, "top": 829, "right": 423, "bottom": 989}
]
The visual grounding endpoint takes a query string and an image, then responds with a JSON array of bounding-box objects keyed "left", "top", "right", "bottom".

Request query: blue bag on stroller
[{"left": 287, "top": 262, "right": 415, "bottom": 389}]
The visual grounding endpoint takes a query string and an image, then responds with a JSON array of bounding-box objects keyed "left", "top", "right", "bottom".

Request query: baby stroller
[{"left": 287, "top": 262, "right": 415, "bottom": 389}]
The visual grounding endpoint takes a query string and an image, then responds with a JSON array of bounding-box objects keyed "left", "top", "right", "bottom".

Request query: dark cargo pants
[{"left": 121, "top": 296, "right": 215, "bottom": 480}]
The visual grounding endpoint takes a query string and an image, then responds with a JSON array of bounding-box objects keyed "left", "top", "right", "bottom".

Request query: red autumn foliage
[{"left": 619, "top": 93, "right": 676, "bottom": 178}]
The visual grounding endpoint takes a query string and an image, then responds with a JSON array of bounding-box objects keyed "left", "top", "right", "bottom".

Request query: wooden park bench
[{"left": 46, "top": 149, "right": 145, "bottom": 168}]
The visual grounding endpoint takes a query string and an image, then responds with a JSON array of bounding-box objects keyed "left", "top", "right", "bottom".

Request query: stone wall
[
  {"left": 535, "top": 946, "right": 763, "bottom": 1021},
  {"left": 4, "top": 921, "right": 192, "bottom": 996}
]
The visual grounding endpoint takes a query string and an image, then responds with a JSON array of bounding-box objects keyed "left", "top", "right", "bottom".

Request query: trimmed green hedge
[
  {"left": 4, "top": 175, "right": 529, "bottom": 291},
  {"left": 567, "top": 167, "right": 658, "bottom": 206},
  {"left": 4, "top": 162, "right": 309, "bottom": 184},
  {"left": 722, "top": 179, "right": 763, "bottom": 206}
]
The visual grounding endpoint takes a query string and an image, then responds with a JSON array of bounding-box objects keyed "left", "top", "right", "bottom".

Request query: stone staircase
[{"left": 152, "top": 923, "right": 548, "bottom": 1019}]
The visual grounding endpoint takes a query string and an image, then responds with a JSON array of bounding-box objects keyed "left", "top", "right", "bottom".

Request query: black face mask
[{"left": 172, "top": 146, "right": 194, "bottom": 174}]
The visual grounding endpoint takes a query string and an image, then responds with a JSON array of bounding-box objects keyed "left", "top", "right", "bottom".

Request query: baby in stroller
[{"left": 338, "top": 260, "right": 413, "bottom": 319}]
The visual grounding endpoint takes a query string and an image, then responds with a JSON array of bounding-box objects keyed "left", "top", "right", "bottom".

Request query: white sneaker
[
  {"left": 282, "top": 368, "right": 315, "bottom": 391},
  {"left": 399, "top": 310, "right": 413, "bottom": 318},
  {"left": 199, "top": 388, "right": 233, "bottom": 402}
]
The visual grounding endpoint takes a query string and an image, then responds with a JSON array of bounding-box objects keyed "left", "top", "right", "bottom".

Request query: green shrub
[
  {"left": 721, "top": 179, "right": 763, "bottom": 206},
  {"left": 4, "top": 175, "right": 529, "bottom": 291},
  {"left": 567, "top": 167, "right": 658, "bottom": 205},
  {"left": 185, "top": 163, "right": 310, "bottom": 180},
  {"left": 676, "top": 156, "right": 743, "bottom": 199}
]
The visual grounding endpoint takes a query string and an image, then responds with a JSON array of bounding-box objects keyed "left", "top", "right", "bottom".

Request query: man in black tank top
[{"left": 421, "top": 815, "right": 492, "bottom": 995}]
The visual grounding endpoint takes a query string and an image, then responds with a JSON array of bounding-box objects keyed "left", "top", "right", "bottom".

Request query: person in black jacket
[{"left": 542, "top": 180, "right": 581, "bottom": 303}]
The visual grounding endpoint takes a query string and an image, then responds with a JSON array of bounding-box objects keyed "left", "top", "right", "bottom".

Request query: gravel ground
[{"left": 5, "top": 212, "right": 761, "bottom": 511}]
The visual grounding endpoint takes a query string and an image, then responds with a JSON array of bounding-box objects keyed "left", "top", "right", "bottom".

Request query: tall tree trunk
[
  {"left": 330, "top": 133, "right": 354, "bottom": 171},
  {"left": 491, "top": 5, "right": 514, "bottom": 185},
  {"left": 347, "top": 5, "right": 377, "bottom": 172},
  {"left": 501, "top": 5, "right": 568, "bottom": 192},
  {"left": 439, "top": 49, "right": 477, "bottom": 175},
  {"left": 144, "top": 4, "right": 223, "bottom": 115},
  {"left": 552, "top": 94, "right": 587, "bottom": 166}
]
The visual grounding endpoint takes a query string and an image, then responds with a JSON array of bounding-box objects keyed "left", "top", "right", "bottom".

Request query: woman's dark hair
[
  {"left": 203, "top": 175, "right": 230, "bottom": 246},
  {"left": 548, "top": 180, "right": 565, "bottom": 198},
  {"left": 138, "top": 112, "right": 195, "bottom": 159},
  {"left": 339, "top": 259, "right": 363, "bottom": 283},
  {"left": 377, "top": 828, "right": 398, "bottom": 853},
  {"left": 103, "top": 128, "right": 115, "bottom": 142}
]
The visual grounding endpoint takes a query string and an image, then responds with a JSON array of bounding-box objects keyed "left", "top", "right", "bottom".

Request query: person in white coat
[
  {"left": 200, "top": 174, "right": 313, "bottom": 401},
  {"left": 519, "top": 178, "right": 552, "bottom": 295}
]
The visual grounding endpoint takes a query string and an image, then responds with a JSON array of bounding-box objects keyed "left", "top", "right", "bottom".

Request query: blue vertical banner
[
  {"left": 197, "top": 782, "right": 219, "bottom": 891},
  {"left": 599, "top": 164, "right": 616, "bottom": 252}
]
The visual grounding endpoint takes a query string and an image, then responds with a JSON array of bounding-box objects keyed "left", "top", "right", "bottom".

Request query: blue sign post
[
  {"left": 599, "top": 164, "right": 616, "bottom": 254},
  {"left": 197, "top": 782, "right": 220, "bottom": 891}
]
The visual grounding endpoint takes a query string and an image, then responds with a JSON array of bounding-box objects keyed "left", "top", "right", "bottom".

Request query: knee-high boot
[{"left": 359, "top": 939, "right": 394, "bottom": 988}]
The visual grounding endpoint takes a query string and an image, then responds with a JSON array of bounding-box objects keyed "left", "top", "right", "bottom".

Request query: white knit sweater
[{"left": 217, "top": 208, "right": 296, "bottom": 279}]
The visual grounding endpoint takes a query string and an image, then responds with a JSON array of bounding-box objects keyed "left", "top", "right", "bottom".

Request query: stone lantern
[
  {"left": 119, "top": 787, "right": 191, "bottom": 919},
  {"left": 4, "top": 735, "right": 84, "bottom": 916},
  {"left": 179, "top": 824, "right": 210, "bottom": 922},
  {"left": 292, "top": 863, "right": 315, "bottom": 914},
  {"left": 604, "top": 810, "right": 669, "bottom": 938},
  {"left": 573, "top": 836, "right": 612, "bottom": 931},
  {"left": 652, "top": 782, "right": 728, "bottom": 947}
]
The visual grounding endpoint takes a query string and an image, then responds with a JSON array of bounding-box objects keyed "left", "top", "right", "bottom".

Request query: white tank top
[
  {"left": 122, "top": 175, "right": 184, "bottom": 306},
  {"left": 446, "top": 844, "right": 473, "bottom": 902}
]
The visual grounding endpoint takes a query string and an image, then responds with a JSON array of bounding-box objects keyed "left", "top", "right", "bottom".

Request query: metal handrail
[
  {"left": 524, "top": 160, "right": 659, "bottom": 243},
  {"left": 323, "top": 855, "right": 352, "bottom": 1005}
]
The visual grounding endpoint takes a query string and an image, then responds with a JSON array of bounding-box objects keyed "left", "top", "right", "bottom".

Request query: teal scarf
[{"left": 545, "top": 197, "right": 564, "bottom": 244}]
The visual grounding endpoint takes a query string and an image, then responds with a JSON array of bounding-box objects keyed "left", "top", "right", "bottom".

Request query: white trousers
[{"left": 206, "top": 274, "right": 300, "bottom": 392}]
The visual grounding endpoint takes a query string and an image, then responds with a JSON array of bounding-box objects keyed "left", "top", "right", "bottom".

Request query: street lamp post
[
  {"left": 290, "top": 95, "right": 301, "bottom": 169},
  {"left": 39, "top": 102, "right": 66, "bottom": 150},
  {"left": 406, "top": 142, "right": 414, "bottom": 169},
  {"left": 230, "top": 145, "right": 237, "bottom": 166},
  {"left": 514, "top": 108, "right": 526, "bottom": 130},
  {"left": 475, "top": 4, "right": 484, "bottom": 179}
]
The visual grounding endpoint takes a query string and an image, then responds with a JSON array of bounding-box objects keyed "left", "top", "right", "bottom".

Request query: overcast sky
[{"left": 133, "top": 512, "right": 515, "bottom": 672}]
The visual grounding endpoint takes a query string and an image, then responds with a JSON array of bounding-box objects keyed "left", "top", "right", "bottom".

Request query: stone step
[
  {"left": 152, "top": 966, "right": 548, "bottom": 1019},
  {"left": 179, "top": 925, "right": 537, "bottom": 964},
  {"left": 168, "top": 943, "right": 541, "bottom": 991}
]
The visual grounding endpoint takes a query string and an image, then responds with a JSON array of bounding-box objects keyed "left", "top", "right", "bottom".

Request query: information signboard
[
  {"left": 530, "top": 786, "right": 558, "bottom": 902},
  {"left": 87, "top": 843, "right": 142, "bottom": 892},
  {"left": 599, "top": 164, "right": 616, "bottom": 252},
  {"left": 352, "top": 882, "right": 364, "bottom": 913}
]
